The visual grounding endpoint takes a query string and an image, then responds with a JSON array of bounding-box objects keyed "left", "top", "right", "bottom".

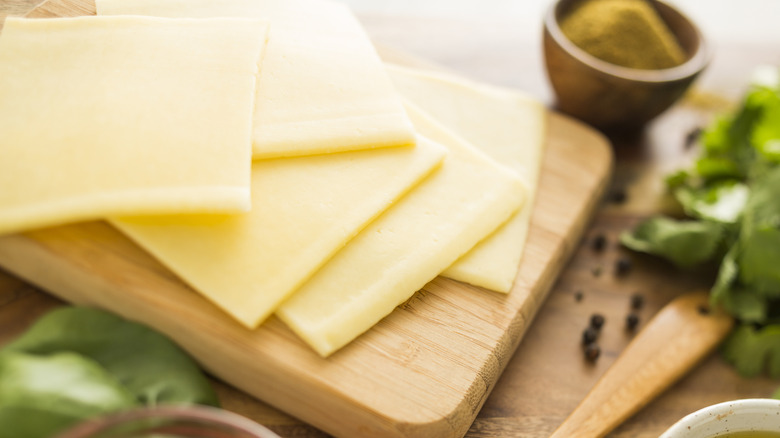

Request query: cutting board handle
[{"left": 550, "top": 291, "right": 734, "bottom": 438}]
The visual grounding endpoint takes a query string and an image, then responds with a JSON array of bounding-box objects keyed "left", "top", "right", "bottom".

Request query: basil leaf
[
  {"left": 0, "top": 352, "right": 137, "bottom": 438},
  {"left": 620, "top": 216, "right": 723, "bottom": 268},
  {"left": 2, "top": 307, "right": 218, "bottom": 407}
]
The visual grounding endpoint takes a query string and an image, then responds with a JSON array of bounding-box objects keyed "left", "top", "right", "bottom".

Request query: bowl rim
[
  {"left": 53, "top": 404, "right": 282, "bottom": 438},
  {"left": 544, "top": 0, "right": 711, "bottom": 83},
  {"left": 659, "top": 398, "right": 780, "bottom": 437}
]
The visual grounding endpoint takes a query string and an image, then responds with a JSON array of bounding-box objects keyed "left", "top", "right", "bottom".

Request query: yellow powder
[{"left": 560, "top": 0, "right": 687, "bottom": 70}]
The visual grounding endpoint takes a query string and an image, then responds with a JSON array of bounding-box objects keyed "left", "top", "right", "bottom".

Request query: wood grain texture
[{"left": 0, "top": 1, "right": 612, "bottom": 437}]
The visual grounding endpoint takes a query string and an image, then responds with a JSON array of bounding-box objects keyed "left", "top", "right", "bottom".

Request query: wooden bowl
[{"left": 543, "top": 0, "right": 709, "bottom": 130}]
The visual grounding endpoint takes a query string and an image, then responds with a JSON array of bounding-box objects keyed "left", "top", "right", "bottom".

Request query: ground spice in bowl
[{"left": 559, "top": 0, "right": 687, "bottom": 70}]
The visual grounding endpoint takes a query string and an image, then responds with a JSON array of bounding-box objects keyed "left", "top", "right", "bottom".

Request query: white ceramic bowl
[{"left": 660, "top": 398, "right": 780, "bottom": 437}]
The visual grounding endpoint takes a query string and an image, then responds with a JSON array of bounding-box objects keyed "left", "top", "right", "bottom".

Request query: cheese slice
[
  {"left": 0, "top": 16, "right": 268, "bottom": 236},
  {"left": 387, "top": 65, "right": 547, "bottom": 293},
  {"left": 276, "top": 103, "right": 526, "bottom": 357},
  {"left": 112, "top": 139, "right": 446, "bottom": 328},
  {"left": 97, "top": 0, "right": 416, "bottom": 158}
]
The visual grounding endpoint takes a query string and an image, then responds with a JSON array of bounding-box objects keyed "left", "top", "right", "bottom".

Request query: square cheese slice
[
  {"left": 97, "top": 0, "right": 416, "bottom": 158},
  {"left": 276, "top": 102, "right": 526, "bottom": 357},
  {"left": 112, "top": 139, "right": 446, "bottom": 328},
  {"left": 0, "top": 16, "right": 268, "bottom": 236},
  {"left": 387, "top": 65, "right": 547, "bottom": 293}
]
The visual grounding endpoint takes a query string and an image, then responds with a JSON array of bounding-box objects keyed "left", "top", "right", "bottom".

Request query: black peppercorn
[
  {"left": 590, "top": 313, "right": 605, "bottom": 330},
  {"left": 584, "top": 343, "right": 600, "bottom": 362},
  {"left": 574, "top": 290, "right": 584, "bottom": 302},
  {"left": 630, "top": 293, "right": 644, "bottom": 310},
  {"left": 592, "top": 234, "right": 607, "bottom": 252},
  {"left": 591, "top": 266, "right": 603, "bottom": 277},
  {"left": 610, "top": 189, "right": 627, "bottom": 204},
  {"left": 684, "top": 127, "right": 703, "bottom": 149},
  {"left": 582, "top": 327, "right": 598, "bottom": 345},
  {"left": 615, "top": 257, "right": 632, "bottom": 276},
  {"left": 626, "top": 313, "right": 640, "bottom": 331}
]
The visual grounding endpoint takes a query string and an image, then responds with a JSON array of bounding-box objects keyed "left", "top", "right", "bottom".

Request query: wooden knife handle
[{"left": 550, "top": 291, "right": 734, "bottom": 438}]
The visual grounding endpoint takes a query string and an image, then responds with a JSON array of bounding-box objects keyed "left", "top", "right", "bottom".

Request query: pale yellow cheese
[
  {"left": 276, "top": 103, "right": 526, "bottom": 357},
  {"left": 112, "top": 139, "right": 445, "bottom": 328},
  {"left": 0, "top": 16, "right": 268, "bottom": 236},
  {"left": 387, "top": 65, "right": 547, "bottom": 293},
  {"left": 97, "top": 0, "right": 416, "bottom": 158}
]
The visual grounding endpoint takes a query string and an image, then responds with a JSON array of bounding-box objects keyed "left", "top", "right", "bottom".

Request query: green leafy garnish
[
  {"left": 620, "top": 217, "right": 723, "bottom": 268},
  {"left": 0, "top": 307, "right": 218, "bottom": 437},
  {"left": 721, "top": 324, "right": 780, "bottom": 378},
  {"left": 0, "top": 352, "right": 137, "bottom": 438},
  {"left": 673, "top": 181, "right": 749, "bottom": 224},
  {"left": 710, "top": 245, "right": 768, "bottom": 323},
  {"left": 622, "top": 67, "right": 780, "bottom": 394},
  {"left": 737, "top": 167, "right": 780, "bottom": 298}
]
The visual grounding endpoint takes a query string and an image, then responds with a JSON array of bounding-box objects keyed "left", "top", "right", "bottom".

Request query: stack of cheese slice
[
  {"left": 0, "top": 0, "right": 545, "bottom": 357},
  {"left": 113, "top": 140, "right": 446, "bottom": 328},
  {"left": 387, "top": 65, "right": 547, "bottom": 293}
]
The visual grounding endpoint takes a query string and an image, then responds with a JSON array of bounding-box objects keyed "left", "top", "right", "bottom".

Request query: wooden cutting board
[{"left": 0, "top": 1, "right": 613, "bottom": 437}]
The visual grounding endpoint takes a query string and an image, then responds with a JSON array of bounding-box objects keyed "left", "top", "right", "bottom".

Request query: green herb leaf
[
  {"left": 0, "top": 408, "right": 76, "bottom": 438},
  {"left": 740, "top": 226, "right": 780, "bottom": 297},
  {"left": 738, "top": 166, "right": 780, "bottom": 298},
  {"left": 620, "top": 216, "right": 723, "bottom": 268},
  {"left": 2, "top": 307, "right": 218, "bottom": 407},
  {"left": 752, "top": 92, "right": 780, "bottom": 163},
  {"left": 721, "top": 323, "right": 780, "bottom": 378},
  {"left": 625, "top": 67, "right": 780, "bottom": 383},
  {"left": 0, "top": 352, "right": 137, "bottom": 438},
  {"left": 711, "top": 245, "right": 768, "bottom": 323},
  {"left": 664, "top": 169, "right": 689, "bottom": 189},
  {"left": 748, "top": 83, "right": 780, "bottom": 165},
  {"left": 695, "top": 156, "right": 743, "bottom": 181},
  {"left": 698, "top": 84, "right": 766, "bottom": 182},
  {"left": 673, "top": 181, "right": 749, "bottom": 223}
]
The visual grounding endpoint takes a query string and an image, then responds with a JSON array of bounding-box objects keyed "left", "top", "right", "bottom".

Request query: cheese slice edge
[
  {"left": 387, "top": 64, "right": 548, "bottom": 293},
  {"left": 96, "top": 0, "right": 416, "bottom": 158},
  {"left": 276, "top": 102, "right": 526, "bottom": 356},
  {"left": 112, "top": 139, "right": 446, "bottom": 328},
  {"left": 0, "top": 16, "right": 267, "bottom": 235}
]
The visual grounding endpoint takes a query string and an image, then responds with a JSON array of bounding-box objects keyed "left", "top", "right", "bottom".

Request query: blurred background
[
  {"left": 2, "top": 0, "right": 778, "bottom": 102},
  {"left": 340, "top": 0, "right": 780, "bottom": 102}
]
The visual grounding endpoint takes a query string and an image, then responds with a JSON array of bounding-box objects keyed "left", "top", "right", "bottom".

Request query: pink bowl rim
[{"left": 53, "top": 405, "right": 281, "bottom": 438}]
